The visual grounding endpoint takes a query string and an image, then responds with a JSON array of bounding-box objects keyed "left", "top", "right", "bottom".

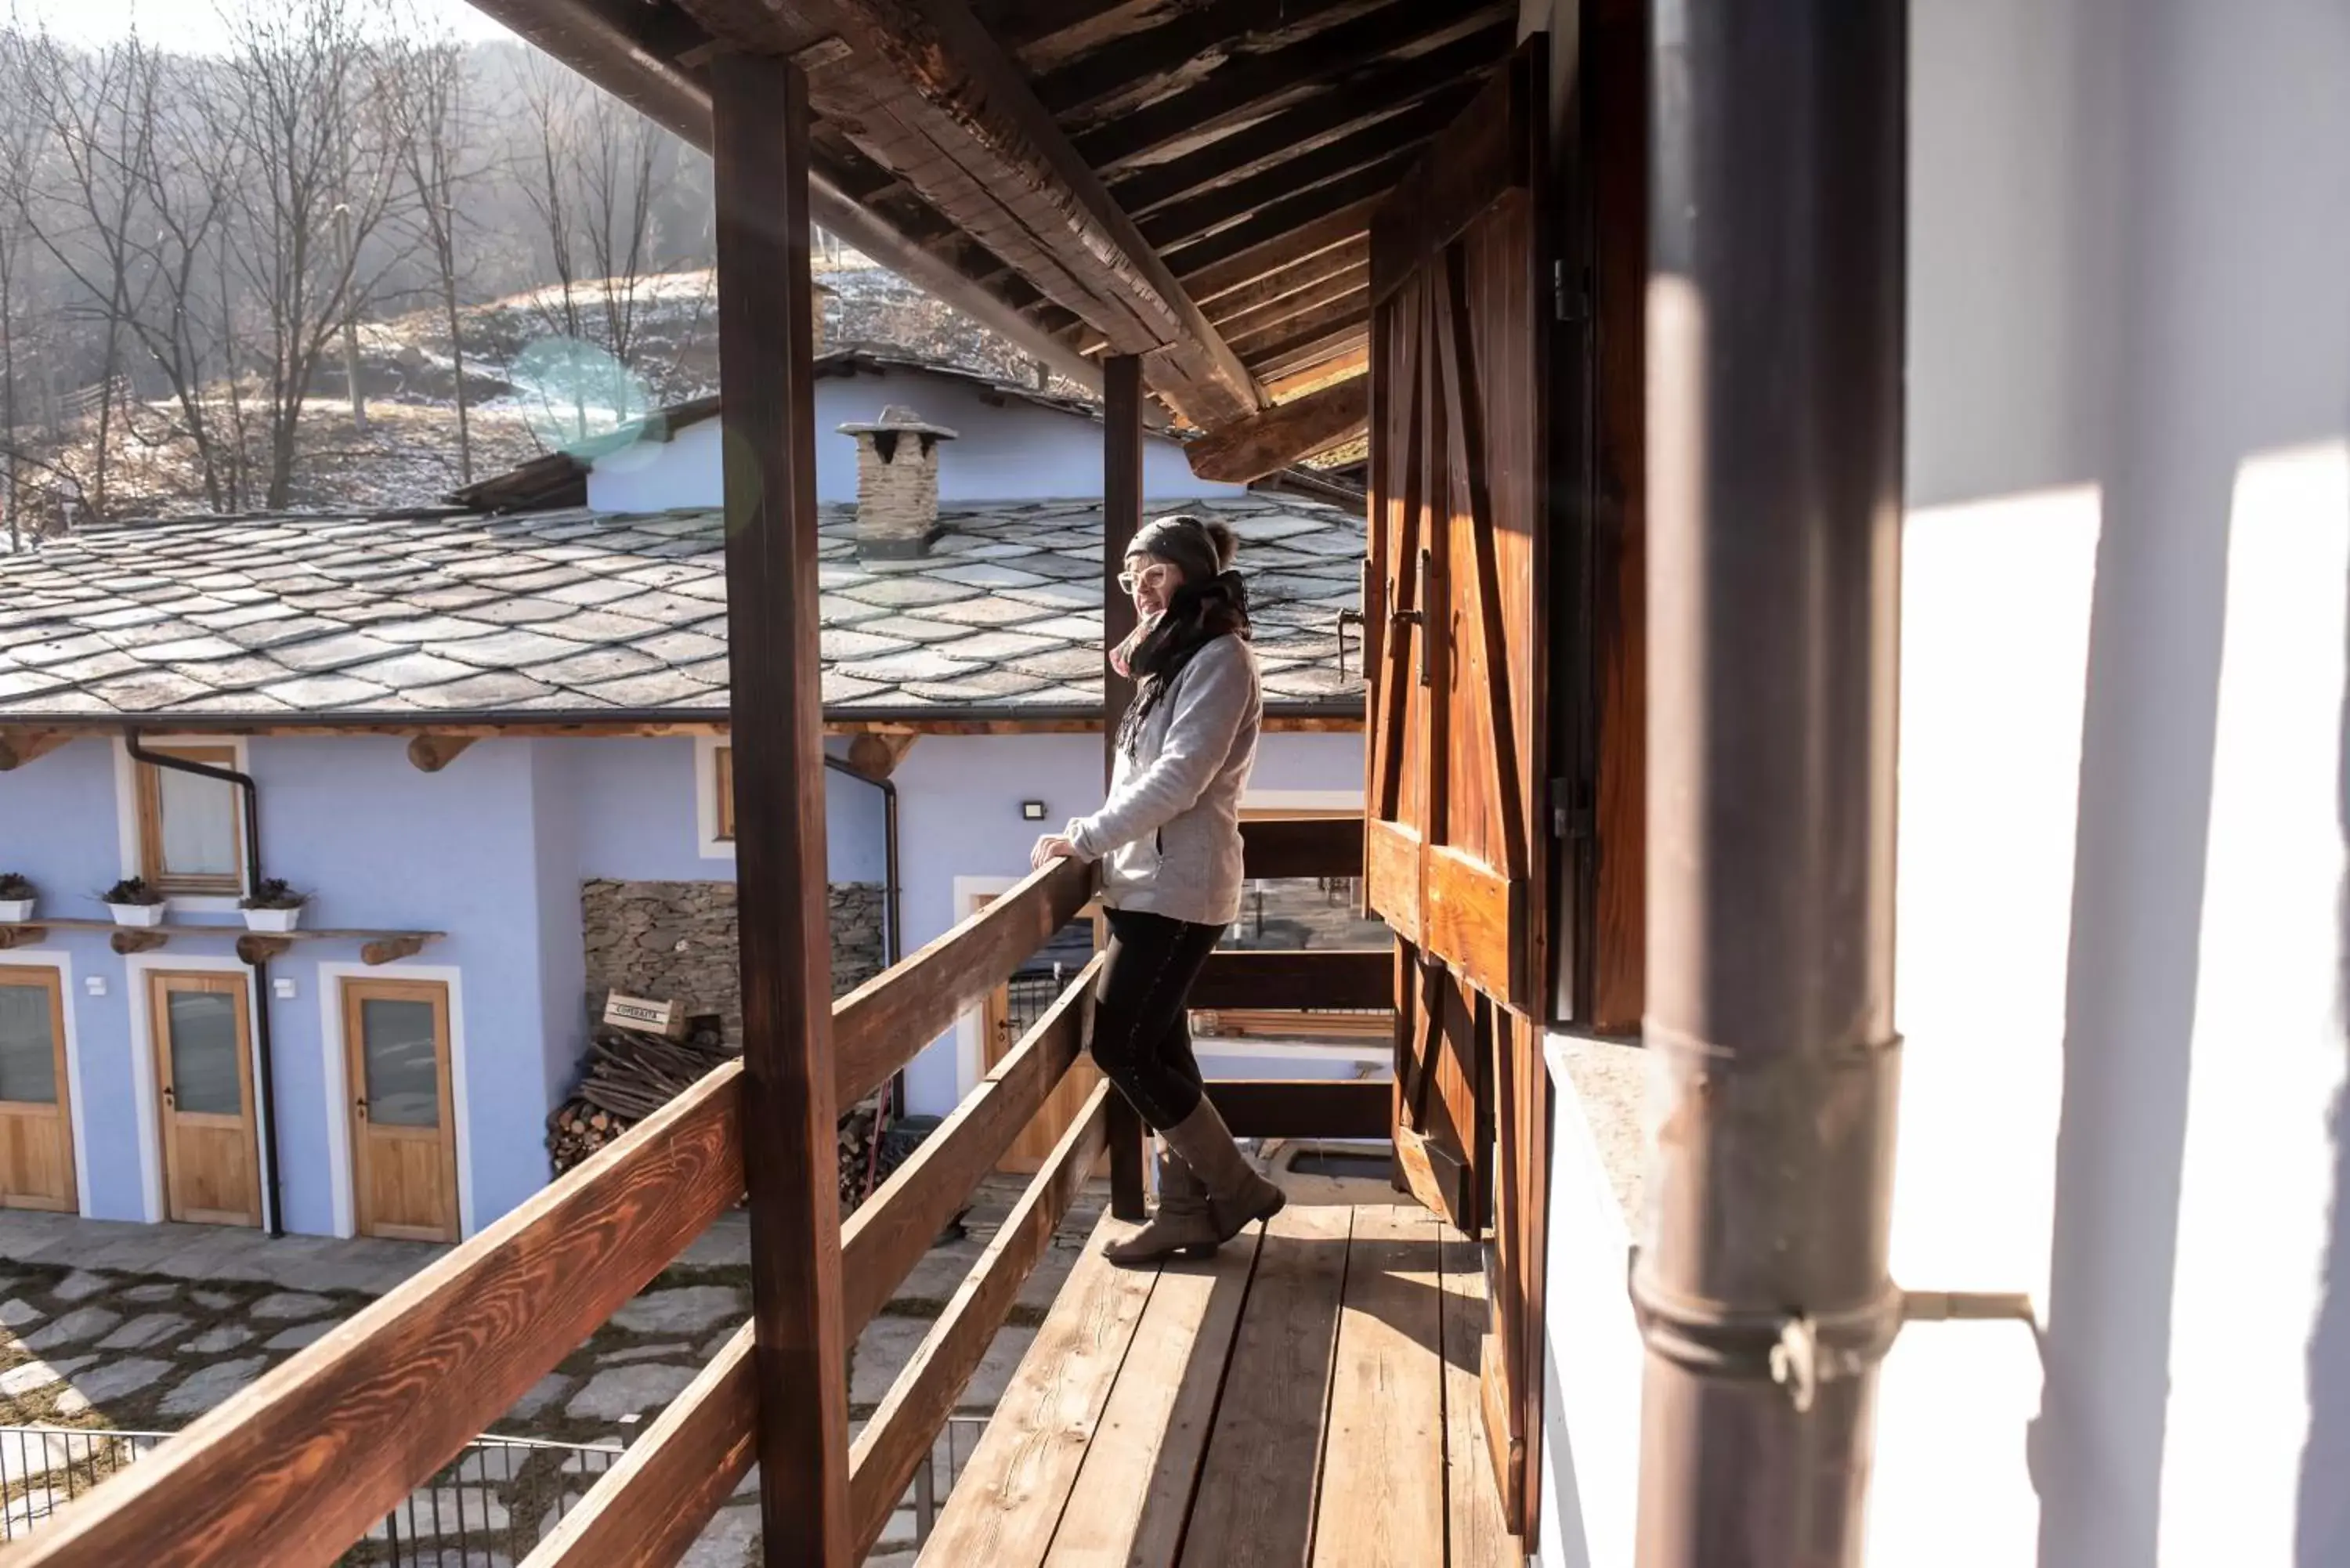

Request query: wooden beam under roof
[
  {"left": 1185, "top": 373, "right": 1370, "bottom": 482},
  {"left": 1164, "top": 150, "right": 1422, "bottom": 281},
  {"left": 1031, "top": 0, "right": 1383, "bottom": 121},
  {"left": 1180, "top": 196, "right": 1383, "bottom": 304},
  {"left": 459, "top": 0, "right": 1107, "bottom": 395},
  {"left": 658, "top": 0, "right": 1264, "bottom": 428},
  {"left": 1137, "top": 95, "right": 1461, "bottom": 251},
  {"left": 1252, "top": 307, "right": 1373, "bottom": 380}
]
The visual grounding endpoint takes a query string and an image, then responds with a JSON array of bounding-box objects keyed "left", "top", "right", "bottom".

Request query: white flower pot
[
  {"left": 108, "top": 901, "right": 167, "bottom": 928},
  {"left": 242, "top": 905, "right": 304, "bottom": 934},
  {"left": 0, "top": 898, "right": 33, "bottom": 923}
]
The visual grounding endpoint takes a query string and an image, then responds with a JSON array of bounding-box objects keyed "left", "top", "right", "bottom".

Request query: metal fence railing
[
  {"left": 0, "top": 1425, "right": 622, "bottom": 1562},
  {"left": 909, "top": 1412, "right": 992, "bottom": 1550}
]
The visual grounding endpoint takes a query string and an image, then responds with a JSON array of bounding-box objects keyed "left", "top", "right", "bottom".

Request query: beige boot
[
  {"left": 1105, "top": 1140, "right": 1218, "bottom": 1266},
  {"left": 1158, "top": 1097, "right": 1286, "bottom": 1244}
]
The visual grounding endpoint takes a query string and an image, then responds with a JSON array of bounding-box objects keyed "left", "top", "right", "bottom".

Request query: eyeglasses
[{"left": 1116, "top": 563, "right": 1175, "bottom": 595}]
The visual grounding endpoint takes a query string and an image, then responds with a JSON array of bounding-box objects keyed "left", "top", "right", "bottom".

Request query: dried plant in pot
[
  {"left": 0, "top": 873, "right": 34, "bottom": 923},
  {"left": 238, "top": 878, "right": 310, "bottom": 934},
  {"left": 100, "top": 876, "right": 168, "bottom": 927}
]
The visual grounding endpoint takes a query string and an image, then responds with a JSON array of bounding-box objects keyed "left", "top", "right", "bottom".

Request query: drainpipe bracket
[{"left": 1625, "top": 1248, "right": 1907, "bottom": 1414}]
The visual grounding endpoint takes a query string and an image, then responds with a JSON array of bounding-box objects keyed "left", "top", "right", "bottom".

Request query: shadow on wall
[{"left": 2304, "top": 635, "right": 2350, "bottom": 1565}]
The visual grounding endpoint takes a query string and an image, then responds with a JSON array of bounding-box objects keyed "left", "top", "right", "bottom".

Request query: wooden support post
[
  {"left": 711, "top": 50, "right": 855, "bottom": 1568},
  {"left": 1101, "top": 352, "right": 1148, "bottom": 1222}
]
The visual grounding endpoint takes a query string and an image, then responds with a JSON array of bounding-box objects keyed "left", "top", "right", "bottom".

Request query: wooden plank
[
  {"left": 1439, "top": 1233, "right": 1520, "bottom": 1567},
  {"left": 1209, "top": 265, "right": 1372, "bottom": 351},
  {"left": 1363, "top": 818, "right": 1425, "bottom": 946},
  {"left": 839, "top": 957, "right": 1099, "bottom": 1336},
  {"left": 1043, "top": 1222, "right": 1266, "bottom": 1568},
  {"left": 709, "top": 52, "right": 855, "bottom": 1568},
  {"left": 1244, "top": 306, "right": 1376, "bottom": 382},
  {"left": 520, "top": 1324, "right": 757, "bottom": 1568},
  {"left": 831, "top": 857, "right": 1096, "bottom": 1109},
  {"left": 1237, "top": 814, "right": 1365, "bottom": 880},
  {"left": 1188, "top": 949, "right": 1393, "bottom": 1012},
  {"left": 5, "top": 1064, "right": 744, "bottom": 1567},
  {"left": 1103, "top": 352, "right": 1150, "bottom": 1224},
  {"left": 848, "top": 1085, "right": 1108, "bottom": 1559},
  {"left": 920, "top": 1209, "right": 1162, "bottom": 1565},
  {"left": 1186, "top": 376, "right": 1370, "bottom": 485},
  {"left": 1177, "top": 1203, "right": 1351, "bottom": 1568},
  {"left": 1179, "top": 197, "right": 1382, "bottom": 305},
  {"left": 1368, "top": 40, "right": 1538, "bottom": 306},
  {"left": 1420, "top": 841, "right": 1526, "bottom": 1012},
  {"left": 1137, "top": 96, "right": 1461, "bottom": 253},
  {"left": 1205, "top": 1078, "right": 1392, "bottom": 1141},
  {"left": 1309, "top": 1204, "right": 1445, "bottom": 1568}
]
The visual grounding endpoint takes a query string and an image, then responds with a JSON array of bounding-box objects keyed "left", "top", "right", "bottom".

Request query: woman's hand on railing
[{"left": 1029, "top": 833, "right": 1078, "bottom": 870}]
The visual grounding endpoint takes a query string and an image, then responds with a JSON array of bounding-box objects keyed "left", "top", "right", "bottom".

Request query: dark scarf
[{"left": 1111, "top": 571, "right": 1251, "bottom": 757}]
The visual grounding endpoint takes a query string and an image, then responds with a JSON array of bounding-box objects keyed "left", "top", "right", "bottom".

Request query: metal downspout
[
  {"left": 1632, "top": 3, "right": 1907, "bottom": 1563},
  {"left": 824, "top": 753, "right": 902, "bottom": 1111},
  {"left": 125, "top": 730, "right": 288, "bottom": 1240}
]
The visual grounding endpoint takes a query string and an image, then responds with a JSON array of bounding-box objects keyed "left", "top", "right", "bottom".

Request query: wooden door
[
  {"left": 1363, "top": 38, "right": 1556, "bottom": 1539},
  {"left": 343, "top": 977, "right": 460, "bottom": 1242},
  {"left": 1365, "top": 41, "right": 1549, "bottom": 1222},
  {"left": 149, "top": 970, "right": 260, "bottom": 1227},
  {"left": 0, "top": 966, "right": 75, "bottom": 1212}
]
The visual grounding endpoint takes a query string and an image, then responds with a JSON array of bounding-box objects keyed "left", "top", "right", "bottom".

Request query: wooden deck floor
[{"left": 919, "top": 1201, "right": 1522, "bottom": 1568}]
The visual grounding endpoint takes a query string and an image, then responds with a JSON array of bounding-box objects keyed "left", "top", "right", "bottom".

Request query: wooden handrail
[
  {"left": 841, "top": 955, "right": 1101, "bottom": 1335},
  {"left": 1238, "top": 813, "right": 1365, "bottom": 879},
  {"left": 7, "top": 1063, "right": 747, "bottom": 1568},
  {"left": 848, "top": 1082, "right": 1111, "bottom": 1558},
  {"left": 831, "top": 854, "right": 1096, "bottom": 1107}
]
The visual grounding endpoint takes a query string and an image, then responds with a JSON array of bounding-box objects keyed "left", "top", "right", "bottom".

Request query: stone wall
[{"left": 581, "top": 880, "right": 887, "bottom": 1046}]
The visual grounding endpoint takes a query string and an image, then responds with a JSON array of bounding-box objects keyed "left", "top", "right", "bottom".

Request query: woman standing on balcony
[{"left": 1029, "top": 512, "right": 1287, "bottom": 1266}]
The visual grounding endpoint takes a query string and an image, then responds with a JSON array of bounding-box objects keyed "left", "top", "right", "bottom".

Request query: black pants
[{"left": 1090, "top": 907, "right": 1226, "bottom": 1131}]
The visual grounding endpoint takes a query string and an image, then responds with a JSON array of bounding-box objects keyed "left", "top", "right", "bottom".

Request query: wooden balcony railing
[{"left": 13, "top": 818, "right": 1385, "bottom": 1568}]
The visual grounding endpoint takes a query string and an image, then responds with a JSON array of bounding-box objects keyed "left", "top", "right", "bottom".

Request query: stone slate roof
[{"left": 0, "top": 495, "right": 1365, "bottom": 720}]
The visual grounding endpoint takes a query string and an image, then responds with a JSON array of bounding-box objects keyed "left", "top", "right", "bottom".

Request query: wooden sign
[{"left": 602, "top": 992, "right": 687, "bottom": 1039}]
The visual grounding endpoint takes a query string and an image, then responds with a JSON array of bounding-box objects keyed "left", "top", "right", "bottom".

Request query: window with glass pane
[
  {"left": 360, "top": 998, "right": 440, "bottom": 1127},
  {"left": 139, "top": 746, "right": 241, "bottom": 894},
  {"left": 164, "top": 990, "right": 242, "bottom": 1116},
  {"left": 715, "top": 746, "right": 736, "bottom": 841},
  {"left": 0, "top": 981, "right": 58, "bottom": 1105}
]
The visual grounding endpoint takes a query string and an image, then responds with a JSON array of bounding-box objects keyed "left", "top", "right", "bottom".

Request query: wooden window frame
[
  {"left": 715, "top": 744, "right": 736, "bottom": 843},
  {"left": 134, "top": 743, "right": 246, "bottom": 897}
]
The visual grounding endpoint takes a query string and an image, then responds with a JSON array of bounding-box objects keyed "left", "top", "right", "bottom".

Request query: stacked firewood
[{"left": 547, "top": 1020, "right": 733, "bottom": 1173}]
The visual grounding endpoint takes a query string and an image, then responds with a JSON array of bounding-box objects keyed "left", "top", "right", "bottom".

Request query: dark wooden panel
[
  {"left": 1137, "top": 96, "right": 1460, "bottom": 251},
  {"left": 1168, "top": 159, "right": 1417, "bottom": 287},
  {"left": 1189, "top": 948, "right": 1394, "bottom": 1011},
  {"left": 1036, "top": 0, "right": 1371, "bottom": 122},
  {"left": 1249, "top": 307, "right": 1376, "bottom": 381},
  {"left": 4, "top": 1067, "right": 745, "bottom": 1567},
  {"left": 1209, "top": 262, "right": 1370, "bottom": 346},
  {"left": 526, "top": 1323, "right": 756, "bottom": 1568},
  {"left": 839, "top": 957, "right": 1097, "bottom": 1336},
  {"left": 832, "top": 856, "right": 1096, "bottom": 1108},
  {"left": 1206, "top": 1078, "right": 1392, "bottom": 1140},
  {"left": 1181, "top": 197, "right": 1381, "bottom": 304},
  {"left": 708, "top": 51, "right": 856, "bottom": 1568},
  {"left": 1368, "top": 38, "right": 1538, "bottom": 306},
  {"left": 1237, "top": 813, "right": 1367, "bottom": 880},
  {"left": 1104, "top": 352, "right": 1148, "bottom": 1222},
  {"left": 847, "top": 1084, "right": 1109, "bottom": 1559}
]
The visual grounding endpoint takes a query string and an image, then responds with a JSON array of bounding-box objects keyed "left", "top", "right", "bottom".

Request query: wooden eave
[{"left": 460, "top": 0, "right": 1514, "bottom": 465}]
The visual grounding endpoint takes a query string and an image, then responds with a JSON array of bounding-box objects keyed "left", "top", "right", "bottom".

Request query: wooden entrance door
[
  {"left": 148, "top": 970, "right": 261, "bottom": 1227},
  {"left": 342, "top": 977, "right": 460, "bottom": 1242},
  {"left": 1363, "top": 37, "right": 1556, "bottom": 1537},
  {"left": 0, "top": 966, "right": 75, "bottom": 1212}
]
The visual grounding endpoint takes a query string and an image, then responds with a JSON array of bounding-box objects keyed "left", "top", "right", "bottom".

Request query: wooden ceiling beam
[
  {"left": 1166, "top": 157, "right": 1410, "bottom": 280},
  {"left": 1185, "top": 373, "right": 1369, "bottom": 482},
  {"left": 1209, "top": 262, "right": 1368, "bottom": 343},
  {"left": 1230, "top": 287, "right": 1369, "bottom": 360},
  {"left": 769, "top": 0, "right": 1266, "bottom": 426},
  {"left": 0, "top": 728, "right": 70, "bottom": 770},
  {"left": 1179, "top": 196, "right": 1382, "bottom": 304},
  {"left": 1108, "top": 45, "right": 1492, "bottom": 219},
  {"left": 1137, "top": 95, "right": 1461, "bottom": 251},
  {"left": 1033, "top": 0, "right": 1380, "bottom": 121},
  {"left": 458, "top": 0, "right": 1105, "bottom": 396},
  {"left": 1202, "top": 236, "right": 1369, "bottom": 324},
  {"left": 1072, "top": 1, "right": 1511, "bottom": 172},
  {"left": 1248, "top": 308, "right": 1372, "bottom": 380},
  {"left": 1264, "top": 344, "right": 1370, "bottom": 400}
]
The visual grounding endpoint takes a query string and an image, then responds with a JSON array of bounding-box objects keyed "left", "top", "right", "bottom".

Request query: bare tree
[
  {"left": 386, "top": 23, "right": 483, "bottom": 482},
  {"left": 0, "top": 25, "right": 42, "bottom": 549},
  {"left": 216, "top": 0, "right": 413, "bottom": 508}
]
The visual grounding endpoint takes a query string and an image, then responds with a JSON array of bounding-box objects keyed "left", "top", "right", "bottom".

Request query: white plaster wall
[
  {"left": 1538, "top": 1, "right": 2350, "bottom": 1563},
  {"left": 585, "top": 367, "right": 1244, "bottom": 511}
]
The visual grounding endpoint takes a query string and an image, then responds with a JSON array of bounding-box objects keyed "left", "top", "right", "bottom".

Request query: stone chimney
[{"left": 839, "top": 405, "right": 956, "bottom": 558}]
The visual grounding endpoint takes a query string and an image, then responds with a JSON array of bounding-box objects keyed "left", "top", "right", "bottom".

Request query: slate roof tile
[{"left": 0, "top": 494, "right": 1364, "bottom": 719}]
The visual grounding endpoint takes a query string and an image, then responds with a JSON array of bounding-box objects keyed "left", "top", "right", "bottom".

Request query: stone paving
[{"left": 0, "top": 1176, "right": 1108, "bottom": 1566}]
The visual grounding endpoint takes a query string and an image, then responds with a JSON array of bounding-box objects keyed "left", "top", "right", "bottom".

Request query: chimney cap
[{"left": 837, "top": 403, "right": 958, "bottom": 440}]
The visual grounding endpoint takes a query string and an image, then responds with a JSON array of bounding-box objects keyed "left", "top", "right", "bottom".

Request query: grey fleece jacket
[{"left": 1066, "top": 634, "right": 1261, "bottom": 927}]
